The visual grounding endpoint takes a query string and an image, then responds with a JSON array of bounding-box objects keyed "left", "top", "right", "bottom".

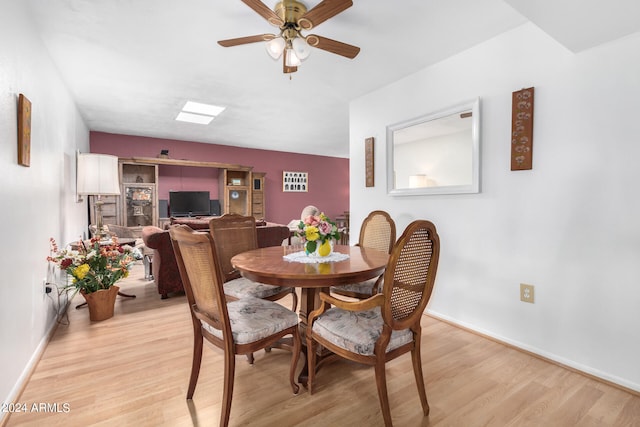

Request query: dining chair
[
  {"left": 331, "top": 210, "right": 396, "bottom": 299},
  {"left": 209, "top": 214, "right": 298, "bottom": 309},
  {"left": 307, "top": 220, "right": 440, "bottom": 427},
  {"left": 169, "top": 225, "right": 301, "bottom": 427},
  {"left": 209, "top": 214, "right": 298, "bottom": 363}
]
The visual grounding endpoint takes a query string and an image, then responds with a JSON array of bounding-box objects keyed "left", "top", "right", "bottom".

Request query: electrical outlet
[
  {"left": 43, "top": 278, "right": 52, "bottom": 294},
  {"left": 520, "top": 283, "right": 534, "bottom": 303}
]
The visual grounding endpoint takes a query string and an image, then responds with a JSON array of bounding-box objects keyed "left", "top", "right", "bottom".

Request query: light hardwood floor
[{"left": 5, "top": 263, "right": 640, "bottom": 426}]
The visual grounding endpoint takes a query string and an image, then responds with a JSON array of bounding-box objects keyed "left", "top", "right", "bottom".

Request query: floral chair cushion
[
  {"left": 330, "top": 277, "right": 378, "bottom": 297},
  {"left": 312, "top": 306, "right": 412, "bottom": 356},
  {"left": 201, "top": 296, "right": 298, "bottom": 345},
  {"left": 223, "top": 277, "right": 289, "bottom": 299}
]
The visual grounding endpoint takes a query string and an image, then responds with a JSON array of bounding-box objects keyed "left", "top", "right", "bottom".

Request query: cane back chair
[
  {"left": 169, "top": 225, "right": 300, "bottom": 427},
  {"left": 331, "top": 210, "right": 396, "bottom": 299},
  {"left": 307, "top": 220, "right": 440, "bottom": 427},
  {"left": 209, "top": 214, "right": 298, "bottom": 311}
]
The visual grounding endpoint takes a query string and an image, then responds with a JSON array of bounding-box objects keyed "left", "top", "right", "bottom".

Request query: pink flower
[
  {"left": 318, "top": 221, "right": 333, "bottom": 235},
  {"left": 304, "top": 215, "right": 321, "bottom": 226}
]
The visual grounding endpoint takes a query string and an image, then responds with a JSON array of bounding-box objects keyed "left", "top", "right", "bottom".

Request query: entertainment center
[{"left": 88, "top": 156, "right": 266, "bottom": 231}]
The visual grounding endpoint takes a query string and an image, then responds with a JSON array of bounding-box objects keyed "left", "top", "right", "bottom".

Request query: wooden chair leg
[
  {"left": 220, "top": 350, "right": 236, "bottom": 427},
  {"left": 374, "top": 361, "right": 393, "bottom": 427},
  {"left": 411, "top": 344, "right": 430, "bottom": 416},
  {"left": 246, "top": 353, "right": 254, "bottom": 364},
  {"left": 290, "top": 289, "right": 298, "bottom": 312},
  {"left": 187, "top": 332, "right": 203, "bottom": 399},
  {"left": 289, "top": 328, "right": 301, "bottom": 394}
]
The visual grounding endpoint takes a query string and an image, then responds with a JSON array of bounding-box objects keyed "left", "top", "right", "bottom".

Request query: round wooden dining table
[{"left": 231, "top": 244, "right": 389, "bottom": 383}]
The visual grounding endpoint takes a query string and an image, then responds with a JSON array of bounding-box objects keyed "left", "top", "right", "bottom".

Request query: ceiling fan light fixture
[
  {"left": 285, "top": 48, "right": 301, "bottom": 67},
  {"left": 218, "top": 0, "right": 358, "bottom": 74},
  {"left": 292, "top": 37, "right": 311, "bottom": 61},
  {"left": 265, "top": 37, "right": 286, "bottom": 60}
]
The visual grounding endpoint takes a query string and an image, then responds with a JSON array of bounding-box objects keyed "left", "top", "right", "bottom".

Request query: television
[{"left": 169, "top": 191, "right": 210, "bottom": 217}]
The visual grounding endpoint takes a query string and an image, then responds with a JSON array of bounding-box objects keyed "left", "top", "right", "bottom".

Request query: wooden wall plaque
[
  {"left": 511, "top": 87, "right": 534, "bottom": 170},
  {"left": 18, "top": 93, "right": 32, "bottom": 167},
  {"left": 365, "top": 137, "right": 374, "bottom": 187}
]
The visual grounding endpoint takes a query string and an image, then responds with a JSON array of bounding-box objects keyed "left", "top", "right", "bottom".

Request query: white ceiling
[{"left": 25, "top": 0, "right": 640, "bottom": 158}]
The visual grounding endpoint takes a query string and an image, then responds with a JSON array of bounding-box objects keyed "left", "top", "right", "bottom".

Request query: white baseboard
[
  {"left": 426, "top": 309, "right": 640, "bottom": 394},
  {"left": 1, "top": 309, "right": 63, "bottom": 426}
]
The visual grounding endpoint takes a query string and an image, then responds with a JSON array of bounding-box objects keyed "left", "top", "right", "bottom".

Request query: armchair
[
  {"left": 141, "top": 226, "right": 184, "bottom": 299},
  {"left": 307, "top": 220, "right": 440, "bottom": 427}
]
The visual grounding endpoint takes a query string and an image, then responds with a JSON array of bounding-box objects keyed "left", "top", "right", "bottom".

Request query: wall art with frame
[
  {"left": 511, "top": 87, "right": 534, "bottom": 170},
  {"left": 283, "top": 171, "right": 308, "bottom": 192},
  {"left": 18, "top": 93, "right": 32, "bottom": 167},
  {"left": 365, "top": 137, "right": 374, "bottom": 187}
]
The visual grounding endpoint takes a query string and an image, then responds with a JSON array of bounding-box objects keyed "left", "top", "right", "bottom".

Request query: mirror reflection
[{"left": 387, "top": 98, "right": 480, "bottom": 196}]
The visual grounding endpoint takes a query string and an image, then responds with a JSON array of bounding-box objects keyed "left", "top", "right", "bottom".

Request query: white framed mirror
[{"left": 386, "top": 98, "right": 480, "bottom": 196}]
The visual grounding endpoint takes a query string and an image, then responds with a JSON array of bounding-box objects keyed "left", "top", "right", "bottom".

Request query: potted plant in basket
[
  {"left": 47, "top": 236, "right": 135, "bottom": 321},
  {"left": 296, "top": 212, "right": 341, "bottom": 257}
]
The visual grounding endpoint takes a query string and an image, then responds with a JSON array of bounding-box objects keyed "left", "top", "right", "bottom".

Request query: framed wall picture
[
  {"left": 18, "top": 93, "right": 32, "bottom": 167},
  {"left": 283, "top": 171, "right": 308, "bottom": 192}
]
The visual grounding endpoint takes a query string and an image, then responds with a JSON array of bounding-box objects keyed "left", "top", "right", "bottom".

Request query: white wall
[
  {"left": 0, "top": 0, "right": 89, "bottom": 414},
  {"left": 350, "top": 23, "right": 640, "bottom": 391}
]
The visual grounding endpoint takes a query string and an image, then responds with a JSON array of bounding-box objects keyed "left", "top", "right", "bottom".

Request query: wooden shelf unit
[
  {"left": 119, "top": 160, "right": 158, "bottom": 228},
  {"left": 220, "top": 169, "right": 251, "bottom": 216},
  {"left": 251, "top": 172, "right": 266, "bottom": 220}
]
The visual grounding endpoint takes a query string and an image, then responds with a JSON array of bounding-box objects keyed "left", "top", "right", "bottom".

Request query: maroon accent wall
[{"left": 90, "top": 132, "right": 349, "bottom": 225}]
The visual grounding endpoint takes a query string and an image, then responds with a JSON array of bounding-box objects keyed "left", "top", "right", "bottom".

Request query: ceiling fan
[{"left": 218, "top": 0, "right": 360, "bottom": 74}]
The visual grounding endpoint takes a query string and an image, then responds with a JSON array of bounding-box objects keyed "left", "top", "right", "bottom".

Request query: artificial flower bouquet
[
  {"left": 47, "top": 235, "right": 135, "bottom": 294},
  {"left": 296, "top": 212, "right": 341, "bottom": 256}
]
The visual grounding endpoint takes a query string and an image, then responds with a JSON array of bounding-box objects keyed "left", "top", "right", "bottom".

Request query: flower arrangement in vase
[
  {"left": 296, "top": 212, "right": 341, "bottom": 257},
  {"left": 47, "top": 236, "right": 135, "bottom": 320}
]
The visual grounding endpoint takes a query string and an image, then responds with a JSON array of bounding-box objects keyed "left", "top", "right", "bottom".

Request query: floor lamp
[{"left": 76, "top": 153, "right": 121, "bottom": 239}]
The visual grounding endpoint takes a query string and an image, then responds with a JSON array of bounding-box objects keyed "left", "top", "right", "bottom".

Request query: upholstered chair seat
[
  {"left": 223, "top": 277, "right": 291, "bottom": 300},
  {"left": 202, "top": 296, "right": 299, "bottom": 345},
  {"left": 311, "top": 306, "right": 412, "bottom": 356},
  {"left": 330, "top": 277, "right": 379, "bottom": 298}
]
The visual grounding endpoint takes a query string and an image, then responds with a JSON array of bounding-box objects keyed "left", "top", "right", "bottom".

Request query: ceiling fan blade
[
  {"left": 218, "top": 34, "right": 275, "bottom": 47},
  {"left": 298, "top": 0, "right": 353, "bottom": 30},
  {"left": 306, "top": 34, "right": 360, "bottom": 59},
  {"left": 241, "top": 0, "right": 284, "bottom": 26},
  {"left": 283, "top": 54, "right": 298, "bottom": 74}
]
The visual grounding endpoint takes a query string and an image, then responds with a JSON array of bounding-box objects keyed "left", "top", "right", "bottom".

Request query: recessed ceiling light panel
[
  {"left": 182, "top": 101, "right": 226, "bottom": 117},
  {"left": 175, "top": 112, "right": 215, "bottom": 125}
]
